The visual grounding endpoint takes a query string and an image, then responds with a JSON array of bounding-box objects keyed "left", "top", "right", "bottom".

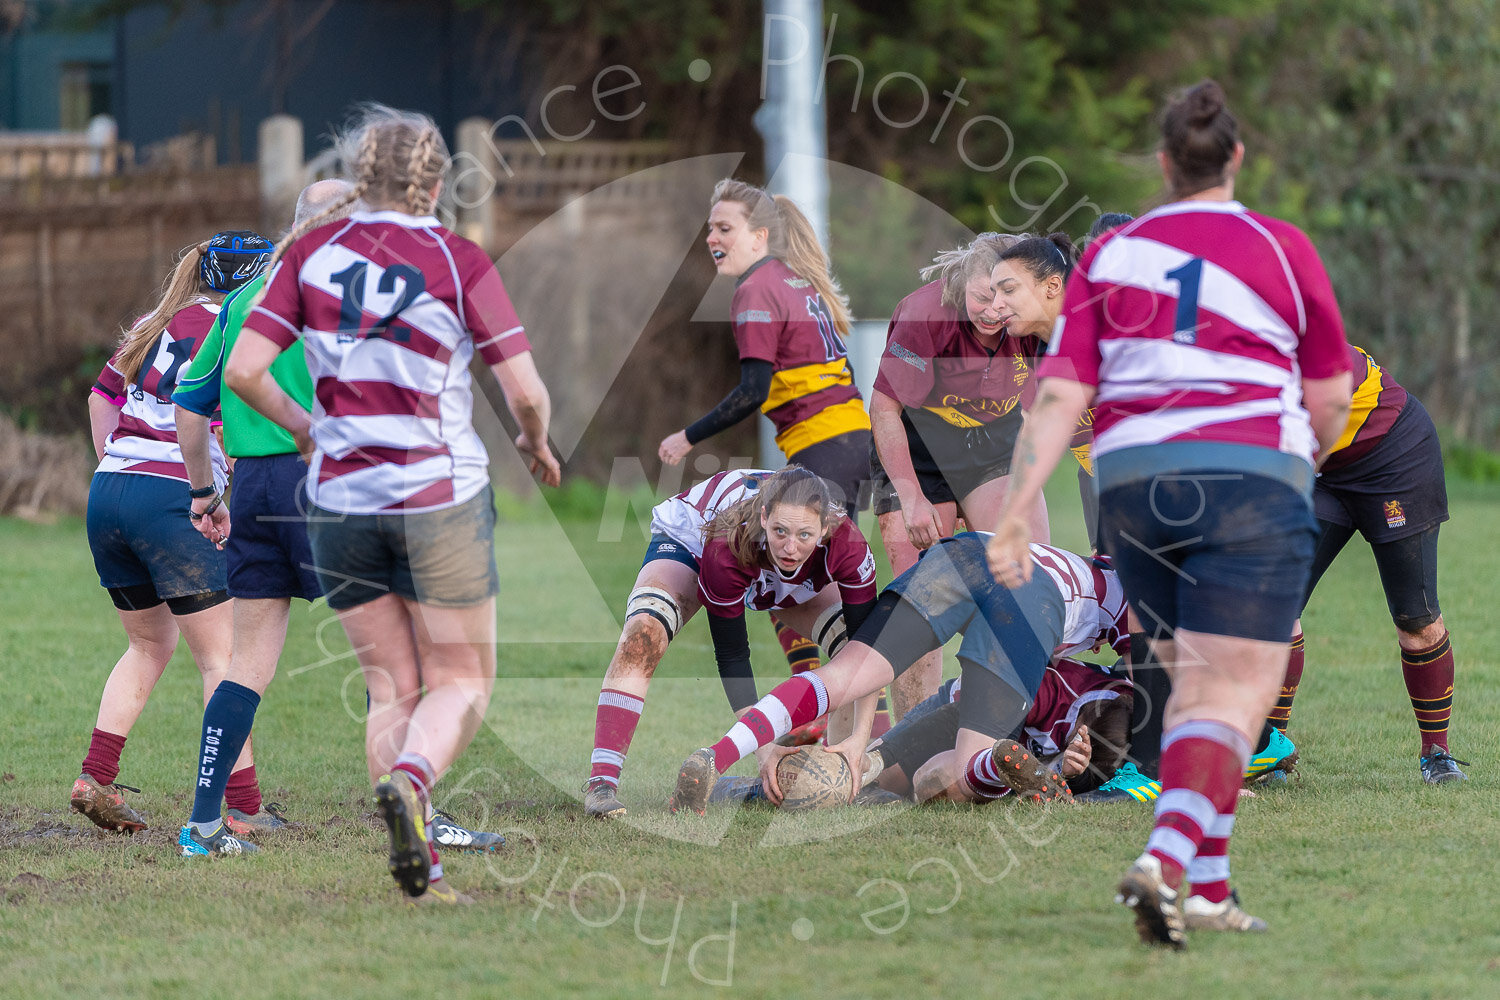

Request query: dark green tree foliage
[
  {"left": 466, "top": 0, "right": 1264, "bottom": 314},
  {"left": 1207, "top": 0, "right": 1500, "bottom": 445}
]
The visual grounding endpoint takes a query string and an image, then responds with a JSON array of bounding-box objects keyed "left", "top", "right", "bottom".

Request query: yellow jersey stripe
[{"left": 774, "top": 399, "right": 871, "bottom": 457}]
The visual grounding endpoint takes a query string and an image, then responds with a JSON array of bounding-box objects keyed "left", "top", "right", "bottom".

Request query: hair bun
[{"left": 1186, "top": 80, "right": 1226, "bottom": 128}]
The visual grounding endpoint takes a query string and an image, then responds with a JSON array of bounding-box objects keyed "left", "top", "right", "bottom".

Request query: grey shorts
[{"left": 307, "top": 486, "right": 499, "bottom": 610}]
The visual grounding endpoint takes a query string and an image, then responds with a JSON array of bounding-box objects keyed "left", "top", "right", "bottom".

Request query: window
[{"left": 59, "top": 61, "right": 111, "bottom": 130}]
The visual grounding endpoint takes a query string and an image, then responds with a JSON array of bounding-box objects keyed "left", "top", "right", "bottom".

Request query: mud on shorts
[{"left": 307, "top": 485, "right": 499, "bottom": 610}]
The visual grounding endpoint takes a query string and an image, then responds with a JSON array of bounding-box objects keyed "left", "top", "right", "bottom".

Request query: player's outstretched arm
[
  {"left": 490, "top": 351, "right": 561, "bottom": 487},
  {"left": 870, "top": 390, "right": 941, "bottom": 549}
]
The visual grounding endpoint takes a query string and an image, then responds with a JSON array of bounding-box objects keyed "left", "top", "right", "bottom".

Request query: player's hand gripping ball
[{"left": 774, "top": 748, "right": 854, "bottom": 811}]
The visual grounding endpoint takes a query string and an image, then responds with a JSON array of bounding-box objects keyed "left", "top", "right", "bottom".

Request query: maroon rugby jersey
[
  {"left": 1320, "top": 344, "right": 1408, "bottom": 473},
  {"left": 93, "top": 300, "right": 228, "bottom": 487},
  {"left": 698, "top": 517, "right": 878, "bottom": 618},
  {"left": 732, "top": 257, "right": 868, "bottom": 455},
  {"left": 949, "top": 656, "right": 1130, "bottom": 755},
  {"left": 873, "top": 280, "right": 1037, "bottom": 428},
  {"left": 1024, "top": 657, "right": 1131, "bottom": 756}
]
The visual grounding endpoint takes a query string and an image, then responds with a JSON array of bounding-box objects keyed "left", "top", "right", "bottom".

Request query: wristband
[
  {"left": 189, "top": 493, "right": 223, "bottom": 521},
  {"left": 189, "top": 484, "right": 216, "bottom": 499}
]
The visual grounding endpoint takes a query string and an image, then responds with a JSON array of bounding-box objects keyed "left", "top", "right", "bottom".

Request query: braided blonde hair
[
  {"left": 710, "top": 178, "right": 852, "bottom": 337},
  {"left": 115, "top": 240, "right": 211, "bottom": 386},
  {"left": 259, "top": 104, "right": 449, "bottom": 279}
]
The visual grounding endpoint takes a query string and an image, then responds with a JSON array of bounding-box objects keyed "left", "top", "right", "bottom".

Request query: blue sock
[{"left": 189, "top": 681, "right": 262, "bottom": 825}]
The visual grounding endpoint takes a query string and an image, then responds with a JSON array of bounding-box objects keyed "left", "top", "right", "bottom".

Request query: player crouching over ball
[{"left": 669, "top": 532, "right": 1128, "bottom": 815}]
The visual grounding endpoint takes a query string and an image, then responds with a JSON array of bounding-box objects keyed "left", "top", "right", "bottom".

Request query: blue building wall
[
  {"left": 0, "top": 1, "right": 114, "bottom": 130},
  {"left": 116, "top": 0, "right": 527, "bottom": 162}
]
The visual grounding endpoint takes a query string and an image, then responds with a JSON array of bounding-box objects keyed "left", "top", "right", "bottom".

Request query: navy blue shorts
[
  {"left": 642, "top": 532, "right": 701, "bottom": 573},
  {"left": 1315, "top": 398, "right": 1449, "bottom": 543},
  {"left": 1099, "top": 463, "right": 1316, "bottom": 644},
  {"left": 879, "top": 533, "right": 1062, "bottom": 701},
  {"left": 224, "top": 453, "right": 322, "bottom": 601},
  {"left": 87, "top": 471, "right": 227, "bottom": 599}
]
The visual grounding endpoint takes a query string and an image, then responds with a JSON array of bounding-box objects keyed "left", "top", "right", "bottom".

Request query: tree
[{"left": 1188, "top": 0, "right": 1500, "bottom": 445}]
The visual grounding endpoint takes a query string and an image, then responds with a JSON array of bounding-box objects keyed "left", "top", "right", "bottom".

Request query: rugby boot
[
  {"left": 1243, "top": 728, "right": 1298, "bottom": 783},
  {"left": 407, "top": 878, "right": 475, "bottom": 906},
  {"left": 1420, "top": 748, "right": 1469, "bottom": 784},
  {"left": 987, "top": 739, "right": 1073, "bottom": 802},
  {"left": 1183, "top": 890, "right": 1268, "bottom": 933},
  {"left": 1116, "top": 854, "right": 1186, "bottom": 950},
  {"left": 70, "top": 774, "right": 147, "bottom": 833},
  {"left": 1076, "top": 762, "right": 1161, "bottom": 804},
  {"left": 583, "top": 779, "right": 628, "bottom": 819},
  {"left": 179, "top": 822, "right": 258, "bottom": 857},
  {"left": 225, "top": 802, "right": 290, "bottom": 838},
  {"left": 668, "top": 748, "right": 715, "bottom": 816},
  {"left": 431, "top": 808, "right": 506, "bottom": 850},
  {"left": 374, "top": 771, "right": 431, "bottom": 897}
]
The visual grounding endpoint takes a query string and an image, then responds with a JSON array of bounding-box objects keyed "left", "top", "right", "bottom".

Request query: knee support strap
[
  {"left": 625, "top": 587, "right": 683, "bottom": 642},
  {"left": 812, "top": 604, "right": 848, "bottom": 657}
]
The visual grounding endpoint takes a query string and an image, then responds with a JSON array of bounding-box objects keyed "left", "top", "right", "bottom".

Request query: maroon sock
[
  {"left": 962, "top": 746, "right": 1016, "bottom": 801},
  {"left": 224, "top": 764, "right": 263, "bottom": 815},
  {"left": 709, "top": 673, "right": 828, "bottom": 773},
  {"left": 1267, "top": 633, "right": 1305, "bottom": 731},
  {"left": 81, "top": 728, "right": 127, "bottom": 786},
  {"left": 392, "top": 754, "right": 434, "bottom": 810},
  {"left": 1145, "top": 720, "right": 1250, "bottom": 891},
  {"left": 590, "top": 688, "right": 645, "bottom": 786},
  {"left": 1402, "top": 631, "right": 1454, "bottom": 753},
  {"left": 1188, "top": 834, "right": 1232, "bottom": 904}
]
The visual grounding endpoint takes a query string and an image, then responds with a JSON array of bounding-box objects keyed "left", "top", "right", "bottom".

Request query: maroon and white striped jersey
[
  {"left": 949, "top": 656, "right": 1130, "bottom": 755},
  {"left": 243, "top": 211, "right": 533, "bottom": 514},
  {"left": 698, "top": 517, "right": 878, "bottom": 617},
  {"left": 1024, "top": 657, "right": 1131, "bottom": 755},
  {"left": 93, "top": 300, "right": 228, "bottom": 489},
  {"left": 1027, "top": 543, "right": 1129, "bottom": 658},
  {"left": 647, "top": 469, "right": 773, "bottom": 560},
  {"left": 1040, "top": 200, "right": 1350, "bottom": 464}
]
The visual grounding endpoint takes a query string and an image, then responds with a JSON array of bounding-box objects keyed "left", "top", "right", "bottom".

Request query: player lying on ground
[
  {"left": 587, "top": 467, "right": 877, "bottom": 818},
  {"left": 869, "top": 657, "right": 1131, "bottom": 802},
  {"left": 708, "top": 656, "right": 1131, "bottom": 807},
  {"left": 668, "top": 531, "right": 1128, "bottom": 814}
]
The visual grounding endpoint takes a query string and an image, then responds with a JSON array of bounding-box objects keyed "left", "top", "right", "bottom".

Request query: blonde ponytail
[
  {"left": 115, "top": 241, "right": 209, "bottom": 386},
  {"left": 771, "top": 194, "right": 851, "bottom": 337}
]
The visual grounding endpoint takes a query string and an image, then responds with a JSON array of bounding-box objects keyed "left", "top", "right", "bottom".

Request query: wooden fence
[
  {"left": 0, "top": 165, "right": 260, "bottom": 415},
  {"left": 489, "top": 139, "right": 674, "bottom": 210}
]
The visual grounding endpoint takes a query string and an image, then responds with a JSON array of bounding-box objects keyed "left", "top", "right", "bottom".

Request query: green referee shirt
[{"left": 173, "top": 272, "right": 313, "bottom": 457}]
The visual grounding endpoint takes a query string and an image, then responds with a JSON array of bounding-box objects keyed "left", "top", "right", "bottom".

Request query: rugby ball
[{"left": 775, "top": 748, "right": 853, "bottom": 811}]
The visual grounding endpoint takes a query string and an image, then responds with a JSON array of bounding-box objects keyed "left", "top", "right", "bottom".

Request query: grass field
[{"left": 2, "top": 472, "right": 1498, "bottom": 999}]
